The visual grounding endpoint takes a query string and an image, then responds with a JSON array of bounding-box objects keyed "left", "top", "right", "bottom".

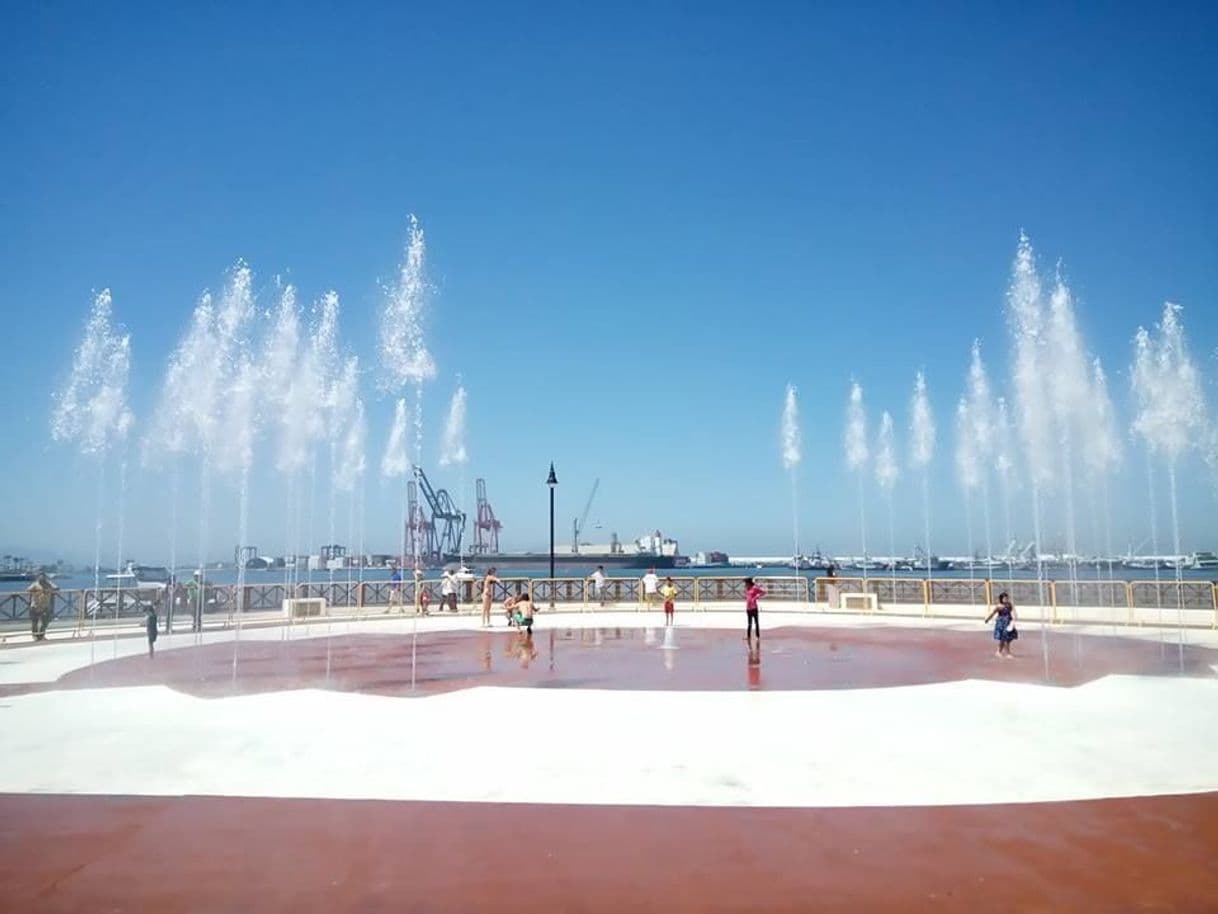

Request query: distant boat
[{"left": 104, "top": 564, "right": 172, "bottom": 590}]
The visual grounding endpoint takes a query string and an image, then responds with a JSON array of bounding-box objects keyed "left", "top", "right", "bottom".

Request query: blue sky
[{"left": 2, "top": 1, "right": 1216, "bottom": 564}]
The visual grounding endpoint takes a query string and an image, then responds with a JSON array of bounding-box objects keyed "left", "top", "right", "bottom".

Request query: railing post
[
  {"left": 922, "top": 578, "right": 930, "bottom": 617},
  {"left": 1126, "top": 581, "right": 1135, "bottom": 627},
  {"left": 1049, "top": 581, "right": 1059, "bottom": 624},
  {"left": 1212, "top": 583, "right": 1217, "bottom": 630},
  {"left": 983, "top": 579, "right": 992, "bottom": 610}
]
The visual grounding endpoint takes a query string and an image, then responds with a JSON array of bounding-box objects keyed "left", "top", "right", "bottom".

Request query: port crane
[
  {"left": 571, "top": 478, "right": 600, "bottom": 555},
  {"left": 411, "top": 466, "right": 466, "bottom": 564},
  {"left": 472, "top": 478, "right": 502, "bottom": 554},
  {"left": 405, "top": 480, "right": 435, "bottom": 564}
]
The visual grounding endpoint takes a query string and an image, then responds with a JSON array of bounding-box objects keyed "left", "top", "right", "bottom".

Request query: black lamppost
[{"left": 546, "top": 463, "right": 558, "bottom": 602}]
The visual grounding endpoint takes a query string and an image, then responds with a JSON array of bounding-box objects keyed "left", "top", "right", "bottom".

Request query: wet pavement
[{"left": 2, "top": 623, "right": 1213, "bottom": 700}]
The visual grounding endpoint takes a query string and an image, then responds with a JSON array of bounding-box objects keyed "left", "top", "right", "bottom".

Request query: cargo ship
[{"left": 448, "top": 531, "right": 686, "bottom": 571}]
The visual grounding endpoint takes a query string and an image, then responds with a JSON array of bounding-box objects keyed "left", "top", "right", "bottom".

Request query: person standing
[
  {"left": 744, "top": 577, "right": 766, "bottom": 641},
  {"left": 480, "top": 567, "right": 499, "bottom": 627},
  {"left": 588, "top": 565, "right": 607, "bottom": 606},
  {"left": 440, "top": 569, "right": 458, "bottom": 613},
  {"left": 661, "top": 576, "right": 677, "bottom": 626},
  {"left": 641, "top": 568, "right": 659, "bottom": 612},
  {"left": 144, "top": 605, "right": 159, "bottom": 658},
  {"left": 26, "top": 572, "right": 56, "bottom": 641},
  {"left": 984, "top": 591, "right": 1018, "bottom": 658},
  {"left": 388, "top": 565, "right": 403, "bottom": 613},
  {"left": 187, "top": 571, "right": 203, "bottom": 632}
]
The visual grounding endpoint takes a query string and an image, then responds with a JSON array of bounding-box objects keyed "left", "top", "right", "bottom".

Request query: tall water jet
[
  {"left": 1085, "top": 358, "right": 1121, "bottom": 588},
  {"left": 210, "top": 264, "right": 257, "bottom": 672},
  {"left": 1045, "top": 269, "right": 1093, "bottom": 627},
  {"left": 440, "top": 381, "right": 469, "bottom": 563},
  {"left": 382, "top": 398, "right": 411, "bottom": 576},
  {"left": 379, "top": 215, "right": 437, "bottom": 574},
  {"left": 844, "top": 381, "right": 869, "bottom": 582},
  {"left": 1132, "top": 304, "right": 1209, "bottom": 668},
  {"left": 151, "top": 291, "right": 218, "bottom": 637},
  {"left": 966, "top": 341, "right": 996, "bottom": 572},
  {"left": 993, "top": 396, "right": 1016, "bottom": 583},
  {"left": 336, "top": 396, "right": 367, "bottom": 630},
  {"left": 780, "top": 384, "right": 801, "bottom": 571},
  {"left": 909, "top": 371, "right": 936, "bottom": 580},
  {"left": 954, "top": 397, "right": 980, "bottom": 584},
  {"left": 874, "top": 410, "right": 898, "bottom": 591},
  {"left": 1006, "top": 232, "right": 1052, "bottom": 677},
  {"left": 260, "top": 283, "right": 311, "bottom": 592},
  {"left": 51, "top": 289, "right": 133, "bottom": 659},
  {"left": 306, "top": 292, "right": 340, "bottom": 584}
]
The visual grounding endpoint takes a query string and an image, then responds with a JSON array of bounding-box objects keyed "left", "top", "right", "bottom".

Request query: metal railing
[{"left": 3, "top": 574, "right": 1215, "bottom": 633}]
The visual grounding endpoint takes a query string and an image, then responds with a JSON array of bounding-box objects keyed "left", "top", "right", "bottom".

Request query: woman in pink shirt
[{"left": 744, "top": 577, "right": 766, "bottom": 640}]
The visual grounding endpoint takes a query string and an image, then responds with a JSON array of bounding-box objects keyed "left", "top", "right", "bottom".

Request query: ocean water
[{"left": 4, "top": 562, "right": 1214, "bottom": 594}]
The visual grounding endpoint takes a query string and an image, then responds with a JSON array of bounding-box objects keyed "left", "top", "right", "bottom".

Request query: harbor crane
[
  {"left": 405, "top": 480, "right": 435, "bottom": 564},
  {"left": 472, "top": 478, "right": 502, "bottom": 554},
  {"left": 571, "top": 478, "right": 600, "bottom": 555},
  {"left": 412, "top": 466, "right": 466, "bottom": 563}
]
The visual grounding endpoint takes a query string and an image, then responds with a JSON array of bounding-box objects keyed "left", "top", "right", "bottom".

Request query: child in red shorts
[{"left": 661, "top": 577, "right": 677, "bottom": 626}]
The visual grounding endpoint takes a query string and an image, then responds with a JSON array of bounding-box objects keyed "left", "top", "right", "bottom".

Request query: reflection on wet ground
[{"left": 6, "top": 624, "right": 1215, "bottom": 699}]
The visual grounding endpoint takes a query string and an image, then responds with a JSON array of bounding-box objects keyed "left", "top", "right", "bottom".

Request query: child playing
[
  {"left": 984, "top": 592, "right": 1018, "bottom": 658},
  {"left": 744, "top": 577, "right": 766, "bottom": 641},
  {"left": 661, "top": 577, "right": 677, "bottom": 626}
]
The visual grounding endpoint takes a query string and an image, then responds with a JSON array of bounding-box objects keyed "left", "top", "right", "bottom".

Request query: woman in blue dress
[{"left": 984, "top": 592, "right": 1018, "bottom": 658}]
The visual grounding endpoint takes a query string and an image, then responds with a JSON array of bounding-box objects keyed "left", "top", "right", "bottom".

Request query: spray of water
[
  {"left": 379, "top": 215, "right": 437, "bottom": 589},
  {"left": 781, "top": 384, "right": 801, "bottom": 569},
  {"left": 51, "top": 289, "right": 133, "bottom": 659},
  {"left": 440, "top": 383, "right": 468, "bottom": 467},
  {"left": 382, "top": 399, "right": 411, "bottom": 480},
  {"left": 993, "top": 396, "right": 1016, "bottom": 583},
  {"left": 909, "top": 371, "right": 935, "bottom": 581},
  {"left": 1045, "top": 270, "right": 1093, "bottom": 637},
  {"left": 440, "top": 381, "right": 469, "bottom": 562},
  {"left": 1006, "top": 231, "right": 1051, "bottom": 678},
  {"left": 379, "top": 215, "right": 437, "bottom": 392},
  {"left": 52, "top": 290, "right": 135, "bottom": 453},
  {"left": 844, "top": 381, "right": 869, "bottom": 580},
  {"left": 382, "top": 398, "right": 411, "bottom": 586},
  {"left": 1132, "top": 303, "right": 1209, "bottom": 669},
  {"left": 1085, "top": 358, "right": 1121, "bottom": 589},
  {"left": 966, "top": 341, "right": 995, "bottom": 572},
  {"left": 955, "top": 397, "right": 979, "bottom": 583},
  {"left": 875, "top": 410, "right": 898, "bottom": 591}
]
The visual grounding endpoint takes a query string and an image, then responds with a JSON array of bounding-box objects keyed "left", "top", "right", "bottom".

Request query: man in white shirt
[
  {"left": 641, "top": 569, "right": 659, "bottom": 611},
  {"left": 589, "top": 565, "right": 607, "bottom": 606},
  {"left": 440, "top": 569, "right": 458, "bottom": 613}
]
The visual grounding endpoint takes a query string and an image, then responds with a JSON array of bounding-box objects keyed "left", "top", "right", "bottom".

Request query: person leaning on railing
[{"left": 26, "top": 572, "right": 56, "bottom": 641}]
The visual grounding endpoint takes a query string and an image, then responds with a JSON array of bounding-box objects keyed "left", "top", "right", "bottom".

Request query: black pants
[
  {"left": 30, "top": 609, "right": 50, "bottom": 639},
  {"left": 746, "top": 608, "right": 759, "bottom": 637}
]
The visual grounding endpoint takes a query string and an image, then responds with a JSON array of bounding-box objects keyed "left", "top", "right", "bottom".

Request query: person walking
[
  {"left": 480, "top": 567, "right": 499, "bottom": 627},
  {"left": 744, "top": 577, "right": 766, "bottom": 641},
  {"left": 26, "top": 572, "right": 56, "bottom": 641},
  {"left": 588, "top": 565, "right": 607, "bottom": 606},
  {"left": 144, "top": 605, "right": 159, "bottom": 658},
  {"left": 984, "top": 591, "right": 1019, "bottom": 658}
]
